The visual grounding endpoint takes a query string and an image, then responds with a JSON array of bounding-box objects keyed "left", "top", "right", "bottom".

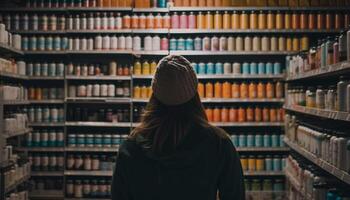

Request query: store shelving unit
[
  {"left": 0, "top": 42, "right": 30, "bottom": 200},
  {"left": 2, "top": 3, "right": 346, "bottom": 199},
  {"left": 284, "top": 105, "right": 350, "bottom": 122},
  {"left": 284, "top": 139, "right": 350, "bottom": 185}
]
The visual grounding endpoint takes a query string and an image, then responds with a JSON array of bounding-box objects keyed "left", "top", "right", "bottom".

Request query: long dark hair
[{"left": 130, "top": 93, "right": 223, "bottom": 155}]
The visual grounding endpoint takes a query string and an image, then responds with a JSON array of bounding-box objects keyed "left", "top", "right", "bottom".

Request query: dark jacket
[{"left": 111, "top": 125, "right": 245, "bottom": 200}]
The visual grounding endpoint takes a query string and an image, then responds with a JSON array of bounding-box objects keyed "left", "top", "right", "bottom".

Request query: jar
[
  {"left": 74, "top": 155, "right": 84, "bottom": 170},
  {"left": 68, "top": 134, "right": 76, "bottom": 147},
  {"left": 66, "top": 180, "right": 74, "bottom": 197},
  {"left": 83, "top": 155, "right": 92, "bottom": 170},
  {"left": 306, "top": 87, "right": 316, "bottom": 108},
  {"left": 248, "top": 156, "right": 256, "bottom": 171},
  {"left": 92, "top": 155, "right": 100, "bottom": 170},
  {"left": 316, "top": 86, "right": 325, "bottom": 109},
  {"left": 74, "top": 180, "right": 83, "bottom": 198}
]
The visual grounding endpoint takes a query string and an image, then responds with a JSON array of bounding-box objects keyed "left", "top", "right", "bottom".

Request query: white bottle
[
  {"left": 94, "top": 35, "right": 102, "bottom": 50},
  {"left": 152, "top": 35, "right": 160, "bottom": 51},
  {"left": 80, "top": 14, "right": 87, "bottom": 30},
  {"left": 144, "top": 35, "right": 152, "bottom": 51},
  {"left": 102, "top": 35, "right": 110, "bottom": 50},
  {"left": 87, "top": 13, "right": 94, "bottom": 30},
  {"left": 110, "top": 35, "right": 118, "bottom": 50},
  {"left": 347, "top": 28, "right": 350, "bottom": 61},
  {"left": 133, "top": 36, "right": 141, "bottom": 51},
  {"left": 125, "top": 35, "right": 133, "bottom": 50},
  {"left": 118, "top": 35, "right": 126, "bottom": 50},
  {"left": 101, "top": 12, "right": 108, "bottom": 30},
  {"left": 108, "top": 13, "right": 115, "bottom": 30},
  {"left": 73, "top": 15, "right": 80, "bottom": 30},
  {"left": 337, "top": 76, "right": 350, "bottom": 112},
  {"left": 87, "top": 38, "right": 94, "bottom": 50},
  {"left": 115, "top": 13, "right": 122, "bottom": 29}
]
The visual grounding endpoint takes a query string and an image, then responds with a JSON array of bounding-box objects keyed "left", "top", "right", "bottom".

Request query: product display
[{"left": 1, "top": 1, "right": 350, "bottom": 199}]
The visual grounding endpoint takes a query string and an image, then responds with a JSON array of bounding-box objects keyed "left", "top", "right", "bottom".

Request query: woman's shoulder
[{"left": 202, "top": 125, "right": 236, "bottom": 151}]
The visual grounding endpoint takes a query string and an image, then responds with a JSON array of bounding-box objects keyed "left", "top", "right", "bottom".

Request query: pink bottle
[
  {"left": 179, "top": 12, "right": 188, "bottom": 29},
  {"left": 188, "top": 12, "right": 196, "bottom": 29},
  {"left": 161, "top": 37, "right": 169, "bottom": 50},
  {"left": 171, "top": 12, "right": 180, "bottom": 29}
]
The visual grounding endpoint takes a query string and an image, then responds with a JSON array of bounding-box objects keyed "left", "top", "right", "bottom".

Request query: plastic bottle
[
  {"left": 337, "top": 76, "right": 350, "bottom": 111},
  {"left": 347, "top": 27, "right": 350, "bottom": 61}
]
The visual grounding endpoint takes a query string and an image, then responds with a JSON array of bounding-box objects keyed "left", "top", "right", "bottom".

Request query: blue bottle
[
  {"left": 185, "top": 38, "right": 194, "bottom": 50},
  {"left": 273, "top": 62, "right": 281, "bottom": 75},
  {"left": 169, "top": 38, "right": 177, "bottom": 51},
  {"left": 250, "top": 62, "right": 257, "bottom": 75},
  {"left": 266, "top": 62, "right": 273, "bottom": 75},
  {"left": 191, "top": 63, "right": 198, "bottom": 74},
  {"left": 215, "top": 62, "right": 223, "bottom": 74},
  {"left": 177, "top": 38, "right": 185, "bottom": 50},
  {"left": 206, "top": 63, "right": 215, "bottom": 74},
  {"left": 242, "top": 62, "right": 250, "bottom": 75},
  {"left": 197, "top": 63, "right": 206, "bottom": 74},
  {"left": 239, "top": 135, "right": 247, "bottom": 147},
  {"left": 258, "top": 62, "right": 266, "bottom": 74}
]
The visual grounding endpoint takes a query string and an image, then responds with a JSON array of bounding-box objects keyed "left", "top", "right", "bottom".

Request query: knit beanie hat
[{"left": 151, "top": 55, "right": 198, "bottom": 106}]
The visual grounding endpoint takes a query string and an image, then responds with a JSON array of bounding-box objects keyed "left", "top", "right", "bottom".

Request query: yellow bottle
[
  {"left": 141, "top": 85, "right": 148, "bottom": 99},
  {"left": 142, "top": 60, "right": 150, "bottom": 75},
  {"left": 197, "top": 12, "right": 205, "bottom": 29},
  {"left": 150, "top": 60, "right": 157, "bottom": 74},
  {"left": 147, "top": 86, "right": 152, "bottom": 98},
  {"left": 133, "top": 86, "right": 141, "bottom": 99},
  {"left": 205, "top": 11, "right": 214, "bottom": 29},
  {"left": 214, "top": 11, "right": 223, "bottom": 29},
  {"left": 133, "top": 61, "right": 142, "bottom": 75},
  {"left": 223, "top": 11, "right": 231, "bottom": 29}
]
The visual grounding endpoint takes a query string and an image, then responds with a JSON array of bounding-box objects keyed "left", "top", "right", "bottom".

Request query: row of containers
[
  {"left": 20, "top": 35, "right": 310, "bottom": 52},
  {"left": 2, "top": 11, "right": 349, "bottom": 31}
]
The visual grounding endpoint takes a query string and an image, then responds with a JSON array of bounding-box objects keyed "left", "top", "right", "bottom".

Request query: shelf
[
  {"left": 243, "top": 171, "right": 285, "bottom": 176},
  {"left": 66, "top": 75, "right": 131, "bottom": 80},
  {"left": 66, "top": 147, "right": 119, "bottom": 152},
  {"left": 132, "top": 8, "right": 169, "bottom": 12},
  {"left": 287, "top": 61, "right": 350, "bottom": 81},
  {"left": 169, "top": 6, "right": 350, "bottom": 11},
  {"left": 170, "top": 50, "right": 296, "bottom": 56},
  {"left": 67, "top": 29, "right": 132, "bottom": 34},
  {"left": 5, "top": 175, "right": 30, "bottom": 193},
  {"left": 12, "top": 30, "right": 67, "bottom": 34},
  {"left": 0, "top": 72, "right": 27, "bottom": 80},
  {"left": 3, "top": 128, "right": 31, "bottom": 139},
  {"left": 132, "top": 74, "right": 285, "bottom": 80},
  {"left": 237, "top": 147, "right": 289, "bottom": 152},
  {"left": 133, "top": 50, "right": 169, "bottom": 56},
  {"left": 211, "top": 122, "right": 284, "bottom": 127},
  {"left": 132, "top": 122, "right": 284, "bottom": 127},
  {"left": 65, "top": 121, "right": 132, "bottom": 127},
  {"left": 65, "top": 198, "right": 110, "bottom": 200},
  {"left": 27, "top": 76, "right": 65, "bottom": 80},
  {"left": 28, "top": 122, "right": 65, "bottom": 127},
  {"left": 285, "top": 170, "right": 302, "bottom": 193},
  {"left": 30, "top": 190, "right": 64, "bottom": 199},
  {"left": 285, "top": 105, "right": 350, "bottom": 122},
  {"left": 2, "top": 100, "right": 30, "bottom": 105},
  {"left": 67, "top": 7, "right": 133, "bottom": 11},
  {"left": 284, "top": 138, "right": 350, "bottom": 185},
  {"left": 170, "top": 29, "right": 339, "bottom": 34},
  {"left": 15, "top": 147, "right": 65, "bottom": 152},
  {"left": 31, "top": 171, "right": 64, "bottom": 176},
  {"left": 65, "top": 170, "right": 113, "bottom": 176},
  {"left": 66, "top": 97, "right": 131, "bottom": 103},
  {"left": 28, "top": 100, "right": 65, "bottom": 104},
  {"left": 0, "top": 43, "right": 23, "bottom": 56},
  {"left": 67, "top": 50, "right": 132, "bottom": 54},
  {"left": 132, "top": 98, "right": 284, "bottom": 103},
  {"left": 24, "top": 51, "right": 66, "bottom": 55},
  {"left": 132, "top": 29, "right": 169, "bottom": 34}
]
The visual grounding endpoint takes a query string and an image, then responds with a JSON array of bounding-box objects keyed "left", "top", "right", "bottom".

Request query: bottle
[
  {"left": 337, "top": 76, "right": 350, "bottom": 111},
  {"left": 339, "top": 30, "right": 348, "bottom": 62},
  {"left": 347, "top": 28, "right": 350, "bottom": 61}
]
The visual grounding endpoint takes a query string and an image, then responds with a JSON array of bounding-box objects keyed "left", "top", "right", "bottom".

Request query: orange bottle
[
  {"left": 146, "top": 14, "right": 154, "bottom": 29},
  {"left": 240, "top": 82, "right": 248, "bottom": 98},
  {"left": 140, "top": 86, "right": 148, "bottom": 99},
  {"left": 238, "top": 107, "right": 246, "bottom": 122},
  {"left": 276, "top": 11, "right": 284, "bottom": 29},
  {"left": 123, "top": 15, "right": 131, "bottom": 29},
  {"left": 222, "top": 82, "right": 232, "bottom": 98},
  {"left": 246, "top": 107, "right": 254, "bottom": 122},
  {"left": 257, "top": 82, "right": 266, "bottom": 98},
  {"left": 205, "top": 82, "right": 214, "bottom": 98},
  {"left": 97, "top": 0, "right": 103, "bottom": 7},
  {"left": 147, "top": 87, "right": 152, "bottom": 98},
  {"left": 317, "top": 12, "right": 325, "bottom": 30},
  {"left": 205, "top": 11, "right": 214, "bottom": 29},
  {"left": 163, "top": 14, "right": 171, "bottom": 29},
  {"left": 262, "top": 107, "right": 270, "bottom": 122},
  {"left": 206, "top": 107, "right": 213, "bottom": 122},
  {"left": 300, "top": 12, "right": 308, "bottom": 30},
  {"left": 267, "top": 11, "right": 276, "bottom": 29},
  {"left": 325, "top": 12, "right": 334, "bottom": 30},
  {"left": 249, "top": 82, "right": 257, "bottom": 99},
  {"left": 131, "top": 15, "right": 139, "bottom": 29},
  {"left": 29, "top": 87, "right": 35, "bottom": 100},
  {"left": 232, "top": 11, "right": 240, "bottom": 29},
  {"left": 198, "top": 0, "right": 206, "bottom": 6},
  {"left": 258, "top": 11, "right": 267, "bottom": 30},
  {"left": 133, "top": 86, "right": 141, "bottom": 98},
  {"left": 308, "top": 12, "right": 316, "bottom": 30},
  {"left": 206, "top": 0, "right": 214, "bottom": 6},
  {"left": 197, "top": 12, "right": 205, "bottom": 29},
  {"left": 214, "top": 82, "right": 222, "bottom": 98},
  {"left": 270, "top": 108, "right": 277, "bottom": 122},
  {"left": 279, "top": 108, "right": 285, "bottom": 122},
  {"left": 250, "top": 11, "right": 258, "bottom": 29},
  {"left": 154, "top": 14, "right": 163, "bottom": 29},
  {"left": 229, "top": 107, "right": 238, "bottom": 122},
  {"left": 335, "top": 13, "right": 344, "bottom": 30},
  {"left": 35, "top": 88, "right": 42, "bottom": 100},
  {"left": 223, "top": 0, "right": 231, "bottom": 6},
  {"left": 223, "top": 11, "right": 231, "bottom": 29},
  {"left": 232, "top": 82, "right": 240, "bottom": 98},
  {"left": 254, "top": 107, "right": 262, "bottom": 122},
  {"left": 198, "top": 82, "right": 205, "bottom": 98},
  {"left": 214, "top": 11, "right": 223, "bottom": 29},
  {"left": 138, "top": 14, "right": 146, "bottom": 29},
  {"left": 190, "top": 0, "right": 198, "bottom": 6},
  {"left": 292, "top": 37, "right": 300, "bottom": 51},
  {"left": 174, "top": 0, "right": 182, "bottom": 6},
  {"left": 213, "top": 107, "right": 221, "bottom": 122},
  {"left": 286, "top": 37, "right": 293, "bottom": 51},
  {"left": 240, "top": 11, "right": 249, "bottom": 29},
  {"left": 292, "top": 12, "right": 300, "bottom": 29},
  {"left": 266, "top": 82, "right": 275, "bottom": 98},
  {"left": 221, "top": 107, "right": 229, "bottom": 122},
  {"left": 284, "top": 12, "right": 292, "bottom": 29},
  {"left": 103, "top": 0, "right": 111, "bottom": 7},
  {"left": 214, "top": 0, "right": 222, "bottom": 6},
  {"left": 183, "top": 0, "right": 190, "bottom": 6}
]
